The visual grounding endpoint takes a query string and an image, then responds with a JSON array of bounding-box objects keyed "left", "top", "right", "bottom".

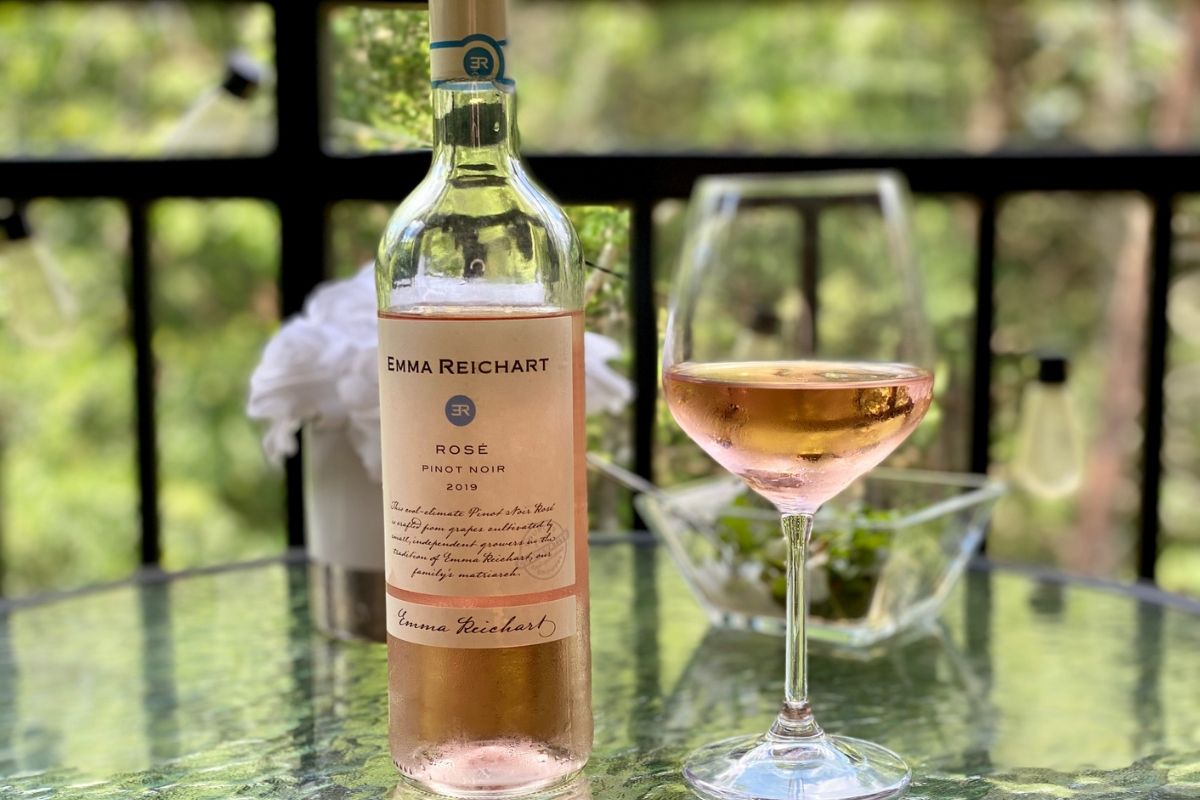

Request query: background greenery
[{"left": 1, "top": 0, "right": 1198, "bottom": 597}]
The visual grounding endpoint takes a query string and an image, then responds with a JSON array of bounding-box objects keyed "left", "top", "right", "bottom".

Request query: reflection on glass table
[{"left": 0, "top": 547, "right": 1198, "bottom": 799}]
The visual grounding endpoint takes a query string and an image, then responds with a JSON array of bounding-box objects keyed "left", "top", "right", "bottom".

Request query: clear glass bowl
[{"left": 635, "top": 468, "right": 1005, "bottom": 647}]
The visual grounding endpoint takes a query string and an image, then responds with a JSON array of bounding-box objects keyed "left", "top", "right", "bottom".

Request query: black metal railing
[{"left": 4, "top": 0, "right": 1199, "bottom": 583}]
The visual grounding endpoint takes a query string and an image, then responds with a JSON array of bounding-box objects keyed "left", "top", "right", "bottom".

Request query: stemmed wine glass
[{"left": 662, "top": 172, "right": 934, "bottom": 800}]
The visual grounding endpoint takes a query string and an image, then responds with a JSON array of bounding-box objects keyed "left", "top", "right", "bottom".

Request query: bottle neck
[{"left": 431, "top": 82, "right": 520, "bottom": 171}]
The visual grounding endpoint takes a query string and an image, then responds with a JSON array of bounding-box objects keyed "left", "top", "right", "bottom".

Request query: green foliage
[
  {"left": 710, "top": 494, "right": 901, "bottom": 621},
  {"left": 1, "top": 1, "right": 1198, "bottom": 597},
  {"left": 0, "top": 201, "right": 137, "bottom": 594},
  {"left": 327, "top": 8, "right": 430, "bottom": 152},
  {"left": 325, "top": 1, "right": 1193, "bottom": 154},
  {"left": 0, "top": 3, "right": 273, "bottom": 156},
  {"left": 330, "top": 203, "right": 395, "bottom": 278},
  {"left": 151, "top": 200, "right": 284, "bottom": 569},
  {"left": 571, "top": 206, "right": 635, "bottom": 531}
]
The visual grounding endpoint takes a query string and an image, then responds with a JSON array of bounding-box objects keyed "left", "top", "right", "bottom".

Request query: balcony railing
[{"left": 4, "top": 0, "right": 1199, "bottom": 584}]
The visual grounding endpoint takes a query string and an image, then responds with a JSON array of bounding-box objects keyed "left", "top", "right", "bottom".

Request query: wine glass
[{"left": 662, "top": 172, "right": 934, "bottom": 800}]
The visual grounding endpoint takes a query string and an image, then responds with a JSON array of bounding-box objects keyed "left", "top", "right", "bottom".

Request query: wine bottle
[{"left": 374, "top": 1, "right": 591, "bottom": 795}]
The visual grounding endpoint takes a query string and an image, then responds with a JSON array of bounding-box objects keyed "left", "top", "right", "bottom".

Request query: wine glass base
[{"left": 683, "top": 732, "right": 911, "bottom": 800}]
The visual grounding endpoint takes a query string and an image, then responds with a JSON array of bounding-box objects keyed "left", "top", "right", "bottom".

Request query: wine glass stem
[{"left": 770, "top": 513, "right": 824, "bottom": 741}]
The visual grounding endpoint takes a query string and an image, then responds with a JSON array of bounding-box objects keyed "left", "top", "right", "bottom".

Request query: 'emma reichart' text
[
  {"left": 394, "top": 608, "right": 557, "bottom": 639},
  {"left": 386, "top": 357, "right": 551, "bottom": 375}
]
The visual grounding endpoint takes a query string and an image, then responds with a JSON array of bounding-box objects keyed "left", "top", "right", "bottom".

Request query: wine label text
[
  {"left": 385, "top": 357, "right": 552, "bottom": 375},
  {"left": 386, "top": 594, "right": 576, "bottom": 649},
  {"left": 377, "top": 313, "right": 583, "bottom": 649}
]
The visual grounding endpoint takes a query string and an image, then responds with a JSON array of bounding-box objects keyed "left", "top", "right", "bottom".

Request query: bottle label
[
  {"left": 377, "top": 312, "right": 582, "bottom": 648},
  {"left": 431, "top": 35, "right": 513, "bottom": 86},
  {"left": 385, "top": 594, "right": 576, "bottom": 649},
  {"left": 429, "top": 1, "right": 512, "bottom": 86}
]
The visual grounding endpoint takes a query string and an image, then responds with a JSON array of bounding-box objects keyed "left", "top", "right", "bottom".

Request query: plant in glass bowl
[{"left": 634, "top": 467, "right": 1003, "bottom": 648}]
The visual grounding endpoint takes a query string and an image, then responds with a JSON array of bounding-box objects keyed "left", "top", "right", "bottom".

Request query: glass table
[{"left": 1, "top": 542, "right": 1199, "bottom": 799}]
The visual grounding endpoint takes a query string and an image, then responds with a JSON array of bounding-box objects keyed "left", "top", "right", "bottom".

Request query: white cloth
[
  {"left": 247, "top": 264, "right": 634, "bottom": 480},
  {"left": 583, "top": 331, "right": 635, "bottom": 416}
]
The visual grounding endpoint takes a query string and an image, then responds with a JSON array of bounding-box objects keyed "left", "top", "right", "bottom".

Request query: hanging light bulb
[
  {"left": 0, "top": 201, "right": 77, "bottom": 349},
  {"left": 1010, "top": 354, "right": 1085, "bottom": 499},
  {"left": 162, "top": 51, "right": 272, "bottom": 155}
]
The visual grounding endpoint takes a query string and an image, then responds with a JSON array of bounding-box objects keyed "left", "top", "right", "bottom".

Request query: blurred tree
[
  {"left": 327, "top": 8, "right": 430, "bottom": 152},
  {"left": 2, "top": 0, "right": 1199, "bottom": 595},
  {"left": 1066, "top": 0, "right": 1200, "bottom": 576},
  {"left": 0, "top": 200, "right": 137, "bottom": 594},
  {"left": 0, "top": 2, "right": 273, "bottom": 156},
  {"left": 152, "top": 199, "right": 284, "bottom": 570}
]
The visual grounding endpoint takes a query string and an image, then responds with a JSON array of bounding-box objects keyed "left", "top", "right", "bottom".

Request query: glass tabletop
[{"left": 1, "top": 544, "right": 1198, "bottom": 799}]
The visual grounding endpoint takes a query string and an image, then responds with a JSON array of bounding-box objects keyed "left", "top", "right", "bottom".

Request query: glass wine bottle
[{"left": 374, "top": 1, "right": 591, "bottom": 796}]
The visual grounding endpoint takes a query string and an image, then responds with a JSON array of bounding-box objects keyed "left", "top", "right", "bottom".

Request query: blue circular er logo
[
  {"left": 445, "top": 395, "right": 476, "bottom": 427},
  {"left": 463, "top": 47, "right": 495, "bottom": 78}
]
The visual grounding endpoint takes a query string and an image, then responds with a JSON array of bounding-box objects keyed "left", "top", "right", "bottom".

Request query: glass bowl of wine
[{"left": 635, "top": 467, "right": 1004, "bottom": 648}]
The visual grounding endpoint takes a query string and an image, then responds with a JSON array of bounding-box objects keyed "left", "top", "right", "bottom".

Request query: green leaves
[{"left": 710, "top": 498, "right": 900, "bottom": 622}]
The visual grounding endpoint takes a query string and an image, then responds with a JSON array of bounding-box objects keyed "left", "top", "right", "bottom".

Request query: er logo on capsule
[
  {"left": 445, "top": 395, "right": 476, "bottom": 427},
  {"left": 464, "top": 47, "right": 494, "bottom": 78}
]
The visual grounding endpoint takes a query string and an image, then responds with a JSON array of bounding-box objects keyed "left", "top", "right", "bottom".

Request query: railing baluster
[
  {"left": 127, "top": 199, "right": 161, "bottom": 567},
  {"left": 274, "top": 0, "right": 329, "bottom": 550},
  {"left": 630, "top": 200, "right": 658, "bottom": 487},
  {"left": 970, "top": 193, "right": 998, "bottom": 554},
  {"left": 1139, "top": 193, "right": 1174, "bottom": 581},
  {"left": 800, "top": 208, "right": 820, "bottom": 350},
  {"left": 970, "top": 194, "right": 998, "bottom": 479},
  {"left": 277, "top": 197, "right": 328, "bottom": 551}
]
